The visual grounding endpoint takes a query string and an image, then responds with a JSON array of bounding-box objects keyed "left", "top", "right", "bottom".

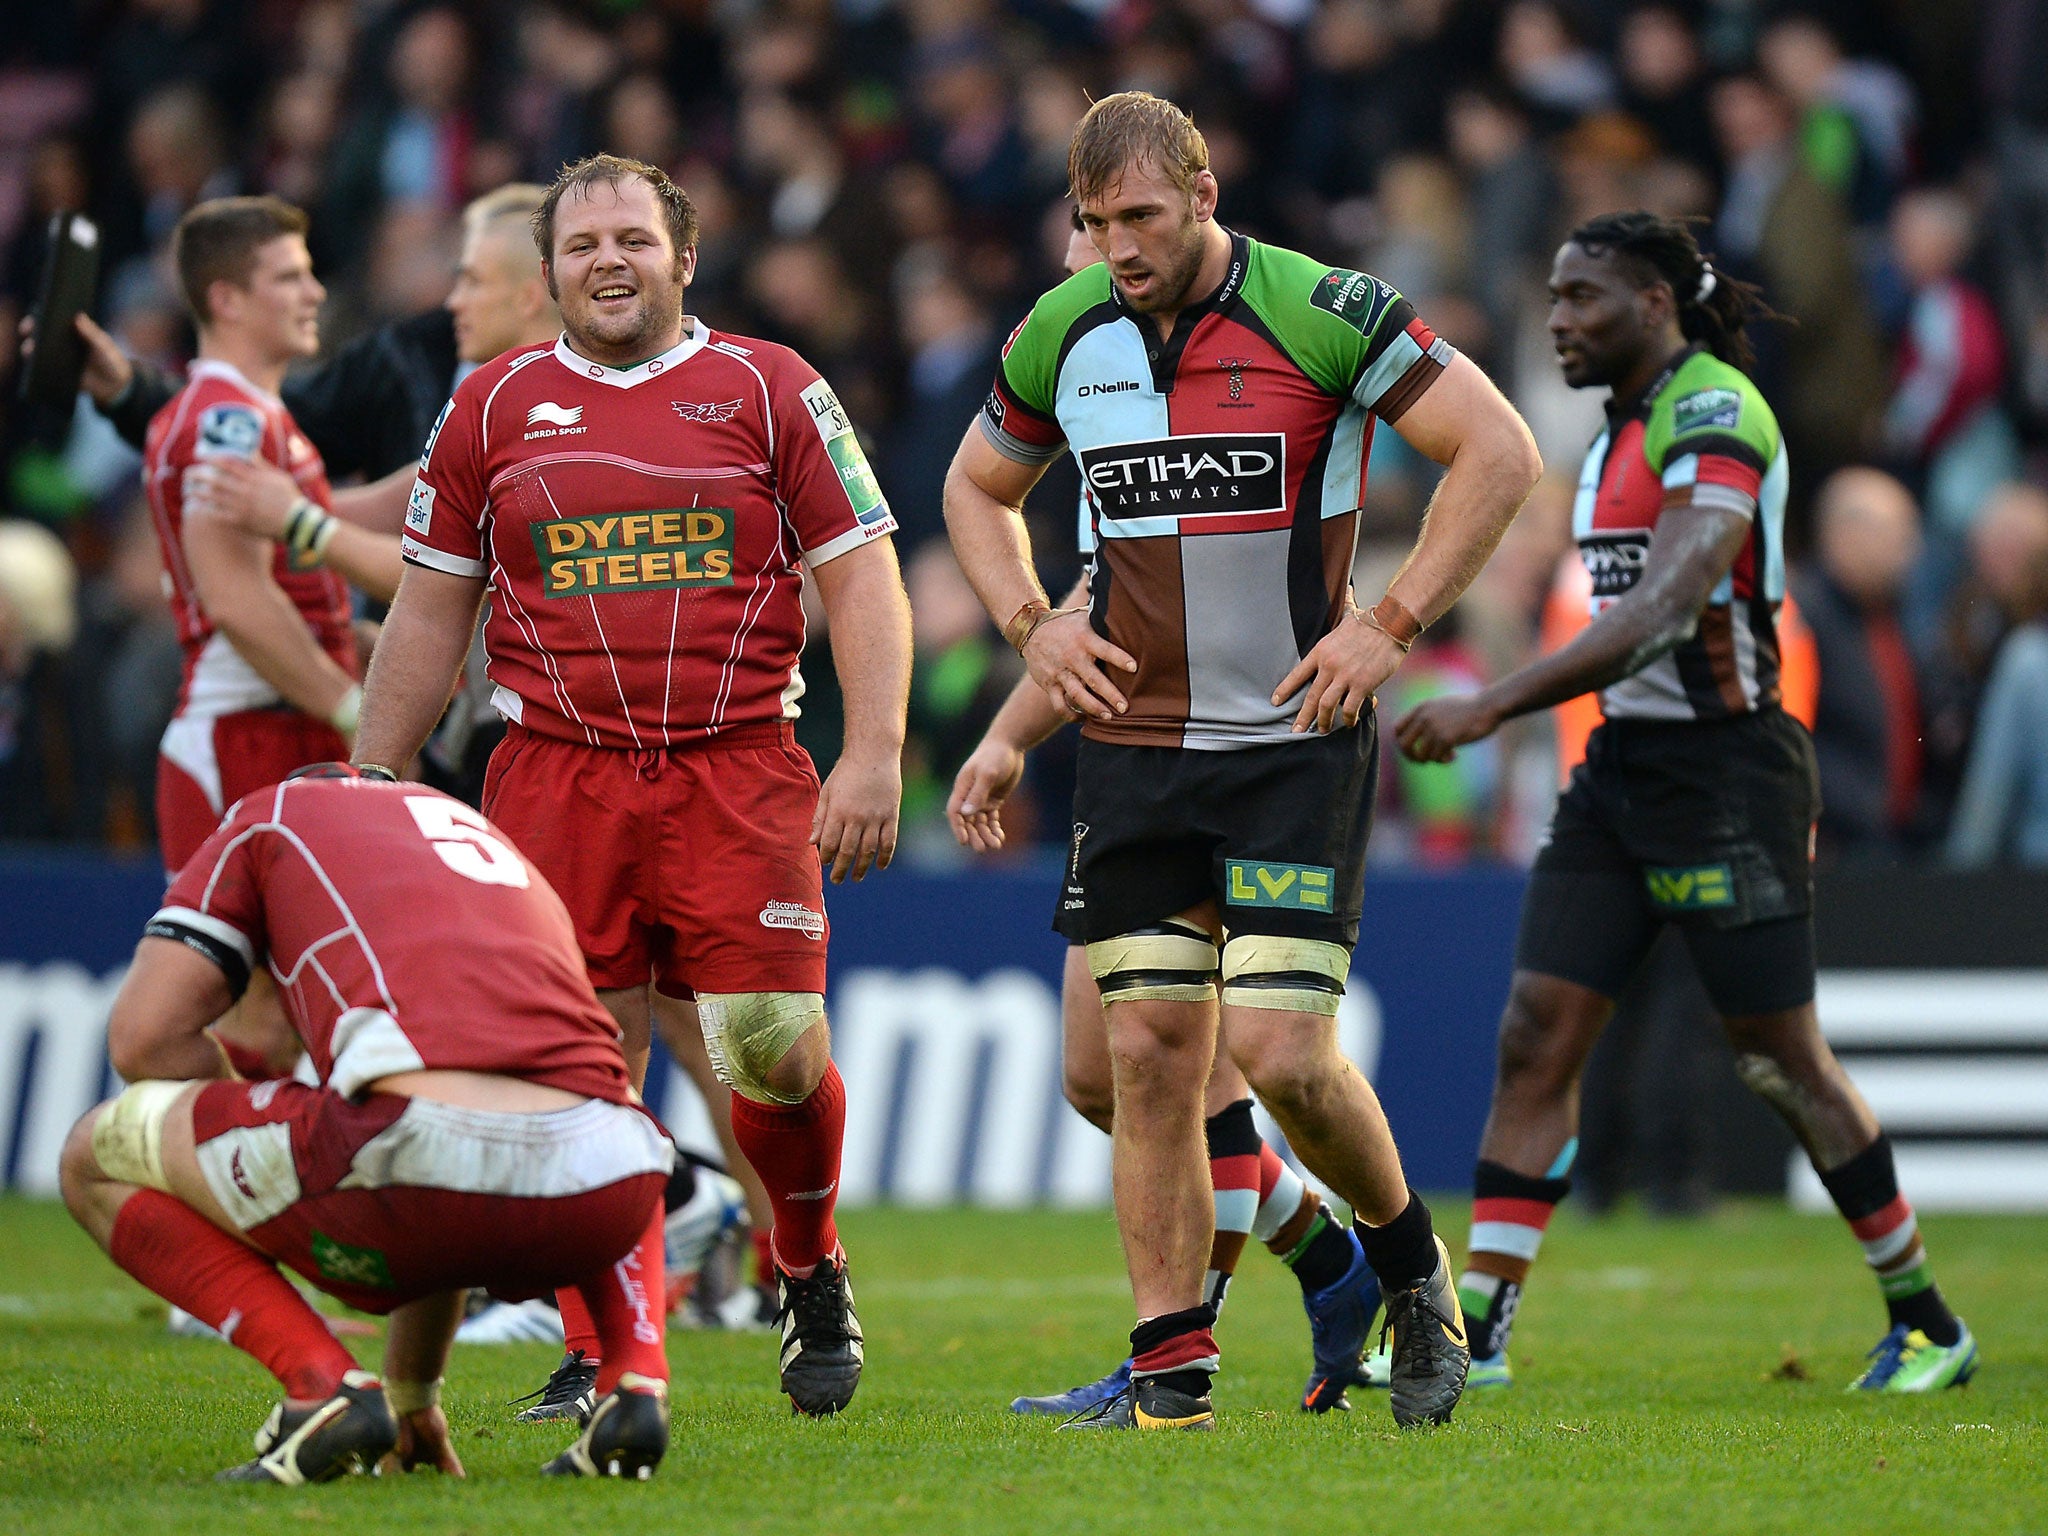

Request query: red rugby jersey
[
  {"left": 142, "top": 360, "right": 358, "bottom": 718},
  {"left": 155, "top": 776, "right": 635, "bottom": 1103},
  {"left": 401, "top": 326, "right": 897, "bottom": 749}
]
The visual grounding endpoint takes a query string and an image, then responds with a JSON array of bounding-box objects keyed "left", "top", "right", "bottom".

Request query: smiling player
[{"left": 354, "top": 154, "right": 911, "bottom": 1419}]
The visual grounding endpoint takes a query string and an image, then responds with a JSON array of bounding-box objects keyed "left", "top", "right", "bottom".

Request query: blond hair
[{"left": 1067, "top": 92, "right": 1209, "bottom": 206}]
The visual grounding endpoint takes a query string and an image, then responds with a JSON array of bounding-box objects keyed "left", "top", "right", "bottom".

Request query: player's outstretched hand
[
  {"left": 1021, "top": 609, "right": 1135, "bottom": 722},
  {"left": 947, "top": 736, "right": 1027, "bottom": 853},
  {"left": 380, "top": 1405, "right": 465, "bottom": 1478},
  {"left": 1393, "top": 692, "right": 1502, "bottom": 763},
  {"left": 813, "top": 751, "right": 902, "bottom": 883},
  {"left": 17, "top": 311, "right": 135, "bottom": 406},
  {"left": 1273, "top": 605, "right": 1404, "bottom": 734},
  {"left": 182, "top": 455, "right": 302, "bottom": 539}
]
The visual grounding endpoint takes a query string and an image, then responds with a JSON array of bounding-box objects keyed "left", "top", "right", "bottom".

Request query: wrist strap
[
  {"left": 327, "top": 684, "right": 362, "bottom": 736},
  {"left": 283, "top": 498, "right": 338, "bottom": 570},
  {"left": 1365, "top": 593, "right": 1423, "bottom": 653},
  {"left": 355, "top": 763, "right": 399, "bottom": 782},
  {"left": 1004, "top": 598, "right": 1066, "bottom": 655},
  {"left": 385, "top": 1378, "right": 441, "bottom": 1414}
]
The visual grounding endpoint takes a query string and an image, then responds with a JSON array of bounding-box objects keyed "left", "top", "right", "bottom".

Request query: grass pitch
[{"left": 0, "top": 1195, "right": 2040, "bottom": 1534}]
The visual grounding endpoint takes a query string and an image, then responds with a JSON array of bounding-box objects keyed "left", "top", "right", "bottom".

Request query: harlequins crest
[{"left": 1217, "top": 358, "right": 1253, "bottom": 401}]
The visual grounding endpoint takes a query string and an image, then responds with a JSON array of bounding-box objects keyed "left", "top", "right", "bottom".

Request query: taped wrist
[
  {"left": 1220, "top": 933, "right": 1349, "bottom": 1016},
  {"left": 384, "top": 1378, "right": 441, "bottom": 1414},
  {"left": 1086, "top": 918, "right": 1220, "bottom": 1004},
  {"left": 283, "top": 497, "right": 338, "bottom": 570}
]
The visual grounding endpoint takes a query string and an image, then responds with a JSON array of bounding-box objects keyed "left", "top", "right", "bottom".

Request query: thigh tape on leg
[
  {"left": 697, "top": 992, "right": 825, "bottom": 1105},
  {"left": 1086, "top": 918, "right": 1220, "bottom": 1004},
  {"left": 90, "top": 1080, "right": 188, "bottom": 1192},
  {"left": 1220, "top": 934, "right": 1349, "bottom": 1016}
]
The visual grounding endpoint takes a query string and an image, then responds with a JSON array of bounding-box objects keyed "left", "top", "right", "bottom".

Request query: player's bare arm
[
  {"left": 1396, "top": 500, "right": 1749, "bottom": 762},
  {"left": 1274, "top": 354, "right": 1542, "bottom": 734},
  {"left": 181, "top": 511, "right": 363, "bottom": 728},
  {"left": 943, "top": 428, "right": 1135, "bottom": 721},
  {"left": 185, "top": 455, "right": 404, "bottom": 601},
  {"left": 809, "top": 537, "right": 912, "bottom": 884},
  {"left": 947, "top": 571, "right": 1087, "bottom": 853},
  {"left": 105, "top": 936, "right": 240, "bottom": 1083},
  {"left": 353, "top": 561, "right": 486, "bottom": 773},
  {"left": 379, "top": 1291, "right": 467, "bottom": 1477}
]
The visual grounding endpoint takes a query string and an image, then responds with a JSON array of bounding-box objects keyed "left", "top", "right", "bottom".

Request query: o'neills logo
[
  {"left": 531, "top": 509, "right": 734, "bottom": 596},
  {"left": 759, "top": 900, "right": 824, "bottom": 939},
  {"left": 1077, "top": 433, "right": 1286, "bottom": 519},
  {"left": 1579, "top": 532, "right": 1650, "bottom": 600}
]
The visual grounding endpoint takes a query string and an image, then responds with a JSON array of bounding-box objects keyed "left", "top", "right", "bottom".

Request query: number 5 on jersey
[{"left": 405, "top": 796, "right": 530, "bottom": 888}]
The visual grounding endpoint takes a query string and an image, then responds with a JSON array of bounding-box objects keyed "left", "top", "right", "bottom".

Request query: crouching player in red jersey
[
  {"left": 59, "top": 768, "right": 674, "bottom": 1483},
  {"left": 355, "top": 154, "right": 911, "bottom": 1418}
]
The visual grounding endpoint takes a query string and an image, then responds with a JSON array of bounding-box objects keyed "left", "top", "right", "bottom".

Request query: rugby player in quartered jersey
[
  {"left": 944, "top": 92, "right": 1542, "bottom": 1431},
  {"left": 1397, "top": 211, "right": 1976, "bottom": 1397}
]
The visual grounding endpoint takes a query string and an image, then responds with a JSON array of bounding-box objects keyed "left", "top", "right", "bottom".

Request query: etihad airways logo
[
  {"left": 1077, "top": 433, "right": 1287, "bottom": 520},
  {"left": 1578, "top": 531, "right": 1650, "bottom": 600}
]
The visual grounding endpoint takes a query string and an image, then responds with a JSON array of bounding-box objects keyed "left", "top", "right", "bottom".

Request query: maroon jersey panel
[
  {"left": 402, "top": 329, "right": 896, "bottom": 749},
  {"left": 142, "top": 360, "right": 357, "bottom": 717},
  {"left": 158, "top": 776, "right": 635, "bottom": 1104}
]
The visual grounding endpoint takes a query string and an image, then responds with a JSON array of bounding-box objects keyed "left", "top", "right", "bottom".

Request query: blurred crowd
[{"left": 2, "top": 0, "right": 2047, "bottom": 869}]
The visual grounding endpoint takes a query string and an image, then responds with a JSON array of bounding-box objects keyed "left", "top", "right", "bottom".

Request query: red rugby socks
[
  {"left": 555, "top": 1284, "right": 601, "bottom": 1361},
  {"left": 110, "top": 1189, "right": 355, "bottom": 1402},
  {"left": 573, "top": 1206, "right": 669, "bottom": 1394},
  {"left": 731, "top": 1062, "right": 846, "bottom": 1277}
]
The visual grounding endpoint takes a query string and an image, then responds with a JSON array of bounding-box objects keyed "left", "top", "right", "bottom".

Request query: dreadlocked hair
[{"left": 1567, "top": 210, "right": 1779, "bottom": 371}]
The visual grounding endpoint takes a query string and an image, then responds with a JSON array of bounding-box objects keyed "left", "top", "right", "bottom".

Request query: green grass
[{"left": 0, "top": 1195, "right": 2041, "bottom": 1534}]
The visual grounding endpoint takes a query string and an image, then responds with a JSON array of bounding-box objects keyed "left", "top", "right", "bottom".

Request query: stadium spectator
[
  {"left": 356, "top": 153, "right": 910, "bottom": 1421},
  {"left": 60, "top": 771, "right": 674, "bottom": 1482},
  {"left": 1794, "top": 468, "right": 1928, "bottom": 860},
  {"left": 886, "top": 260, "right": 1000, "bottom": 552},
  {"left": 1710, "top": 71, "right": 1887, "bottom": 514},
  {"left": 0, "top": 518, "right": 78, "bottom": 839},
  {"left": 1946, "top": 530, "right": 2048, "bottom": 866},
  {"left": 1882, "top": 188, "right": 2021, "bottom": 554},
  {"left": 1918, "top": 481, "right": 2048, "bottom": 838},
  {"left": 1937, "top": 481, "right": 2048, "bottom": 865}
]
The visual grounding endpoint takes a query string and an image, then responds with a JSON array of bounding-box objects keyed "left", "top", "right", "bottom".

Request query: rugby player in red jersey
[
  {"left": 354, "top": 154, "right": 911, "bottom": 1418},
  {"left": 145, "top": 198, "right": 362, "bottom": 873},
  {"left": 142, "top": 196, "right": 362, "bottom": 1082},
  {"left": 59, "top": 769, "right": 674, "bottom": 1482}
]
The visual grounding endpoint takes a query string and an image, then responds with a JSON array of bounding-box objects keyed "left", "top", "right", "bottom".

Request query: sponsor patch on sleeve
[
  {"left": 1309, "top": 268, "right": 1399, "bottom": 338},
  {"left": 405, "top": 479, "right": 435, "bottom": 535},
  {"left": 1671, "top": 387, "right": 1742, "bottom": 437},
  {"left": 799, "top": 379, "right": 890, "bottom": 526},
  {"left": 195, "top": 403, "right": 264, "bottom": 460}
]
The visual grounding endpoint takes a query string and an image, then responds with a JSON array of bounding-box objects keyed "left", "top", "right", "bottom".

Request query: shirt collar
[
  {"left": 1606, "top": 342, "right": 1701, "bottom": 424},
  {"left": 553, "top": 319, "right": 711, "bottom": 389},
  {"left": 189, "top": 356, "right": 279, "bottom": 405},
  {"left": 1107, "top": 228, "right": 1252, "bottom": 322}
]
